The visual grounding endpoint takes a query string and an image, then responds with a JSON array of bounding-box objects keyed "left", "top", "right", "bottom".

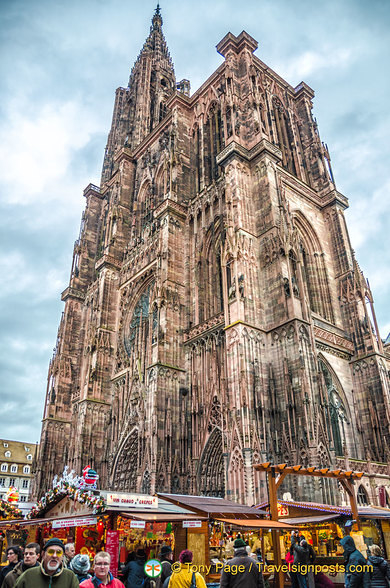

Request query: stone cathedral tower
[{"left": 35, "top": 8, "right": 390, "bottom": 505}]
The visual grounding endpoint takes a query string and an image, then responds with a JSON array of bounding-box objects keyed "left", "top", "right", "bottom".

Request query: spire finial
[{"left": 152, "top": 4, "right": 163, "bottom": 30}]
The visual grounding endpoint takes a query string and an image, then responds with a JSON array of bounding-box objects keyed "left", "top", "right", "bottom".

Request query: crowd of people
[
  {"left": 284, "top": 526, "right": 390, "bottom": 588},
  {"left": 0, "top": 540, "right": 208, "bottom": 588},
  {"left": 0, "top": 528, "right": 390, "bottom": 588}
]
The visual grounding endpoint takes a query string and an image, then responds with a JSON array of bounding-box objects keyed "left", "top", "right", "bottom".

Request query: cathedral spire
[
  {"left": 152, "top": 3, "right": 162, "bottom": 30},
  {"left": 101, "top": 7, "right": 176, "bottom": 182}
]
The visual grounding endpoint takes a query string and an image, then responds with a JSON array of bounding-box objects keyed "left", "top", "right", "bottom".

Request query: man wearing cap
[
  {"left": 15, "top": 538, "right": 79, "bottom": 588},
  {"left": 3, "top": 543, "right": 40, "bottom": 588},
  {"left": 220, "top": 538, "right": 264, "bottom": 588},
  {"left": 156, "top": 546, "right": 173, "bottom": 588},
  {"left": 343, "top": 520, "right": 356, "bottom": 537}
]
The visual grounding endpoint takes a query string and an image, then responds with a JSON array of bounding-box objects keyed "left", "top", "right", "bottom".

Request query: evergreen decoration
[
  {"left": 0, "top": 499, "right": 23, "bottom": 519},
  {"left": 26, "top": 466, "right": 106, "bottom": 519}
]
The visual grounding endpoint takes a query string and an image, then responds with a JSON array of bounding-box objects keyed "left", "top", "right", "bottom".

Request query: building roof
[
  {"left": 0, "top": 439, "right": 38, "bottom": 466},
  {"left": 257, "top": 500, "right": 390, "bottom": 520},
  {"left": 158, "top": 493, "right": 267, "bottom": 519}
]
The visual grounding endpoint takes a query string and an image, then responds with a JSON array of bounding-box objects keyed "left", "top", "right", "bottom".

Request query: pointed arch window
[
  {"left": 203, "top": 104, "right": 224, "bottom": 186},
  {"left": 141, "top": 470, "right": 151, "bottom": 494},
  {"left": 200, "top": 227, "right": 224, "bottom": 321},
  {"left": 273, "top": 97, "right": 297, "bottom": 176},
  {"left": 124, "top": 282, "right": 155, "bottom": 379},
  {"left": 357, "top": 485, "right": 369, "bottom": 506},
  {"left": 319, "top": 360, "right": 349, "bottom": 456}
]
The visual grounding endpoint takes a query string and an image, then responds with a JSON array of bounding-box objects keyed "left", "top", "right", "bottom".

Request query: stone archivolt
[{"left": 34, "top": 10, "right": 390, "bottom": 506}]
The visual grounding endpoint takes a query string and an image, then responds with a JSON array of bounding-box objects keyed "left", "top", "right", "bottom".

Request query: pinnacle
[{"left": 152, "top": 3, "right": 163, "bottom": 30}]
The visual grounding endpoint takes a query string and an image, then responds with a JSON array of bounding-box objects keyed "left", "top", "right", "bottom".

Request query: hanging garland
[
  {"left": 0, "top": 499, "right": 22, "bottom": 519},
  {"left": 26, "top": 466, "right": 106, "bottom": 520}
]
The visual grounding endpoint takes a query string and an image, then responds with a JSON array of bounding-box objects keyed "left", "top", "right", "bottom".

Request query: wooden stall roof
[
  {"left": 158, "top": 493, "right": 267, "bottom": 519},
  {"left": 283, "top": 514, "right": 340, "bottom": 524},
  {"left": 120, "top": 512, "right": 207, "bottom": 522},
  {"left": 0, "top": 512, "right": 96, "bottom": 528},
  {"left": 256, "top": 500, "right": 390, "bottom": 521},
  {"left": 215, "top": 518, "right": 294, "bottom": 529}
]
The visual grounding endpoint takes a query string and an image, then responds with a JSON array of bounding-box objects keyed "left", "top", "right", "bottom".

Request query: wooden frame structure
[{"left": 254, "top": 462, "right": 364, "bottom": 588}]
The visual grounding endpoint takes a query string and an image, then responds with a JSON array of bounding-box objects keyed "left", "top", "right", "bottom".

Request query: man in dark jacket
[
  {"left": 340, "top": 536, "right": 370, "bottom": 588},
  {"left": 220, "top": 538, "right": 264, "bottom": 588},
  {"left": 293, "top": 540, "right": 311, "bottom": 588},
  {"left": 15, "top": 538, "right": 78, "bottom": 588},
  {"left": 3, "top": 543, "right": 40, "bottom": 588},
  {"left": 367, "top": 544, "right": 389, "bottom": 588},
  {"left": 122, "top": 549, "right": 147, "bottom": 588},
  {"left": 157, "top": 546, "right": 173, "bottom": 588}
]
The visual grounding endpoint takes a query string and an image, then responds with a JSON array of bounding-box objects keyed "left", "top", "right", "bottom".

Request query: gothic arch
[
  {"left": 228, "top": 446, "right": 245, "bottom": 504},
  {"left": 198, "top": 427, "right": 225, "bottom": 497},
  {"left": 318, "top": 355, "right": 351, "bottom": 456},
  {"left": 203, "top": 101, "right": 224, "bottom": 184},
  {"left": 198, "top": 219, "right": 224, "bottom": 322},
  {"left": 135, "top": 179, "right": 153, "bottom": 232},
  {"left": 357, "top": 484, "right": 369, "bottom": 506},
  {"left": 155, "top": 157, "right": 169, "bottom": 202},
  {"left": 111, "top": 429, "right": 139, "bottom": 491},
  {"left": 272, "top": 96, "right": 297, "bottom": 175},
  {"left": 292, "top": 211, "right": 334, "bottom": 322}
]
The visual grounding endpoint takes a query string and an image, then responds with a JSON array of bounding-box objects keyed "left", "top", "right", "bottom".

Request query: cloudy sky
[{"left": 1, "top": 0, "right": 389, "bottom": 444}]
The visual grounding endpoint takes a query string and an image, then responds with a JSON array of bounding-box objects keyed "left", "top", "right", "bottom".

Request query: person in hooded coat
[
  {"left": 367, "top": 544, "right": 390, "bottom": 588},
  {"left": 123, "top": 549, "right": 147, "bottom": 588},
  {"left": 340, "top": 536, "right": 370, "bottom": 588}
]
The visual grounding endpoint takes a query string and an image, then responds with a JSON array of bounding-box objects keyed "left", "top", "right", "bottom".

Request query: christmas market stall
[
  {"left": 0, "top": 499, "right": 23, "bottom": 567},
  {"left": 101, "top": 490, "right": 209, "bottom": 571},
  {"left": 156, "top": 493, "right": 293, "bottom": 584},
  {"left": 0, "top": 467, "right": 109, "bottom": 568},
  {"left": 257, "top": 499, "right": 390, "bottom": 585}
]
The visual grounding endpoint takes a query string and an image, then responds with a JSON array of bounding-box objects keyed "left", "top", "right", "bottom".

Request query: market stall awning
[
  {"left": 282, "top": 514, "right": 340, "bottom": 524},
  {"left": 215, "top": 518, "right": 294, "bottom": 529},
  {"left": 119, "top": 512, "right": 207, "bottom": 522},
  {"left": 0, "top": 512, "right": 98, "bottom": 528},
  {"left": 358, "top": 506, "right": 390, "bottom": 519},
  {"left": 158, "top": 493, "right": 267, "bottom": 519},
  {"left": 256, "top": 499, "right": 351, "bottom": 515}
]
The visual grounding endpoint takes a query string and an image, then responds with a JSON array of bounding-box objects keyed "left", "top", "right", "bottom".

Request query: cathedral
[{"left": 35, "top": 7, "right": 390, "bottom": 506}]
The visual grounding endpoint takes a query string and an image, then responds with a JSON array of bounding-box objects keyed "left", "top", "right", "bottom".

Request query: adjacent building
[
  {"left": 34, "top": 8, "right": 390, "bottom": 506},
  {"left": 0, "top": 439, "right": 38, "bottom": 510}
]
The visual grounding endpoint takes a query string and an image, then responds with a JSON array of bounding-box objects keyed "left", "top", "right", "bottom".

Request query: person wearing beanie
[
  {"left": 15, "top": 538, "right": 78, "bottom": 588},
  {"left": 3, "top": 543, "right": 40, "bottom": 588},
  {"left": 167, "top": 550, "right": 207, "bottom": 588},
  {"left": 220, "top": 538, "right": 264, "bottom": 588},
  {"left": 70, "top": 554, "right": 92, "bottom": 584}
]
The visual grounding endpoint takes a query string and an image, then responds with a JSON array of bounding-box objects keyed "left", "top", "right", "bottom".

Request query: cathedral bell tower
[{"left": 102, "top": 5, "right": 176, "bottom": 183}]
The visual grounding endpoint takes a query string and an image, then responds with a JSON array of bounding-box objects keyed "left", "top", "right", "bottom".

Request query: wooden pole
[{"left": 268, "top": 467, "right": 284, "bottom": 588}]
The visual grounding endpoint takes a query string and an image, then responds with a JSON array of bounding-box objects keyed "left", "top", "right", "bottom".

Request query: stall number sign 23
[{"left": 277, "top": 503, "right": 289, "bottom": 517}]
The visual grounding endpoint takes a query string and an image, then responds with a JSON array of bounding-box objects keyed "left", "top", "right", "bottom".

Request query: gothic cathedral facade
[{"left": 35, "top": 9, "right": 390, "bottom": 505}]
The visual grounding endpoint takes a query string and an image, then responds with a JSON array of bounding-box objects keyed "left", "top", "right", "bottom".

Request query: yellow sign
[{"left": 277, "top": 503, "right": 289, "bottom": 517}]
